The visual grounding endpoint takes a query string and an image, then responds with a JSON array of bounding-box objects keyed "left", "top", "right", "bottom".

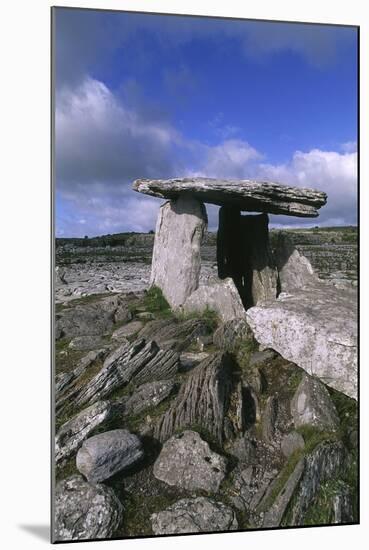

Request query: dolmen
[{"left": 133, "top": 177, "right": 357, "bottom": 400}]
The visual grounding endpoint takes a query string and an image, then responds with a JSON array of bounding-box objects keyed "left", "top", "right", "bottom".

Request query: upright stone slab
[
  {"left": 217, "top": 208, "right": 277, "bottom": 308},
  {"left": 150, "top": 195, "right": 207, "bottom": 309}
]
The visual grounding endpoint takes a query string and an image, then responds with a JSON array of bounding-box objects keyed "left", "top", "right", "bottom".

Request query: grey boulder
[
  {"left": 153, "top": 430, "right": 227, "bottom": 492},
  {"left": 54, "top": 475, "right": 123, "bottom": 541},
  {"left": 183, "top": 277, "right": 245, "bottom": 322},
  {"left": 291, "top": 375, "right": 340, "bottom": 431},
  {"left": 151, "top": 497, "right": 238, "bottom": 535},
  {"left": 76, "top": 429, "right": 144, "bottom": 483},
  {"left": 246, "top": 282, "right": 357, "bottom": 400},
  {"left": 281, "top": 431, "right": 305, "bottom": 458}
]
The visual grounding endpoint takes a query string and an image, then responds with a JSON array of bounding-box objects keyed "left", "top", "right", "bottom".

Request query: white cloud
[
  {"left": 55, "top": 77, "right": 357, "bottom": 236},
  {"left": 192, "top": 139, "right": 263, "bottom": 179},
  {"left": 257, "top": 149, "right": 357, "bottom": 225}
]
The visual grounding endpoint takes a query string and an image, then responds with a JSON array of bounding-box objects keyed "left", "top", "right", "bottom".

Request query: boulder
[
  {"left": 246, "top": 283, "right": 357, "bottom": 399},
  {"left": 55, "top": 401, "right": 111, "bottom": 464},
  {"left": 273, "top": 232, "right": 318, "bottom": 292},
  {"left": 76, "top": 429, "right": 144, "bottom": 483},
  {"left": 133, "top": 177, "right": 327, "bottom": 217},
  {"left": 153, "top": 430, "right": 227, "bottom": 492},
  {"left": 151, "top": 497, "right": 238, "bottom": 535},
  {"left": 54, "top": 475, "right": 123, "bottom": 541},
  {"left": 150, "top": 195, "right": 207, "bottom": 309},
  {"left": 183, "top": 277, "right": 245, "bottom": 322},
  {"left": 291, "top": 375, "right": 340, "bottom": 431},
  {"left": 155, "top": 352, "right": 234, "bottom": 444}
]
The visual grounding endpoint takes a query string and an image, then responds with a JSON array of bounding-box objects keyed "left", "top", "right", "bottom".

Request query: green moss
[
  {"left": 236, "top": 338, "right": 259, "bottom": 370},
  {"left": 175, "top": 306, "right": 220, "bottom": 333},
  {"left": 55, "top": 456, "right": 78, "bottom": 483}
]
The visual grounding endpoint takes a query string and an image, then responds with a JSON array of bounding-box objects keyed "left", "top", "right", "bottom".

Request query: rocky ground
[
  {"left": 55, "top": 226, "right": 357, "bottom": 303},
  {"left": 54, "top": 274, "right": 358, "bottom": 540}
]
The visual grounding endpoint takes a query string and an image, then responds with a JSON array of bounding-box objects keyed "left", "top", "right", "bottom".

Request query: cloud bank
[{"left": 55, "top": 77, "right": 357, "bottom": 236}]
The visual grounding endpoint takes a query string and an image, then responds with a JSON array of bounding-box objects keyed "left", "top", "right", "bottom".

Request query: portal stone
[
  {"left": 217, "top": 208, "right": 277, "bottom": 308},
  {"left": 150, "top": 195, "right": 207, "bottom": 309}
]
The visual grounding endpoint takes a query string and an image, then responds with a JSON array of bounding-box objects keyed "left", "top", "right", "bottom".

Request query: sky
[{"left": 54, "top": 8, "right": 358, "bottom": 237}]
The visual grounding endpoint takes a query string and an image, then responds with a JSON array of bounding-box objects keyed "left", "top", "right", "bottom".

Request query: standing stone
[
  {"left": 150, "top": 196, "right": 207, "bottom": 309},
  {"left": 217, "top": 208, "right": 277, "bottom": 308}
]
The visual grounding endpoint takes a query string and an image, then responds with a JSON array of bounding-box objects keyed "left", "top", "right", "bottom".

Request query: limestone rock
[
  {"left": 291, "top": 375, "right": 340, "bottom": 431},
  {"left": 138, "top": 317, "right": 210, "bottom": 352},
  {"left": 288, "top": 441, "right": 347, "bottom": 525},
  {"left": 281, "top": 431, "right": 305, "bottom": 458},
  {"left": 150, "top": 196, "right": 207, "bottom": 309},
  {"left": 155, "top": 352, "right": 234, "bottom": 444},
  {"left": 122, "top": 379, "right": 175, "bottom": 417},
  {"left": 246, "top": 283, "right": 357, "bottom": 399},
  {"left": 153, "top": 430, "right": 227, "bottom": 492},
  {"left": 68, "top": 335, "right": 104, "bottom": 351},
  {"left": 179, "top": 351, "right": 210, "bottom": 371},
  {"left": 151, "top": 497, "right": 238, "bottom": 535},
  {"left": 55, "top": 294, "right": 128, "bottom": 340},
  {"left": 54, "top": 475, "right": 123, "bottom": 541},
  {"left": 55, "top": 401, "right": 111, "bottom": 464},
  {"left": 213, "top": 318, "right": 252, "bottom": 352},
  {"left": 111, "top": 321, "right": 143, "bottom": 341},
  {"left": 262, "top": 395, "right": 279, "bottom": 444},
  {"left": 73, "top": 339, "right": 179, "bottom": 409},
  {"left": 273, "top": 232, "right": 318, "bottom": 292},
  {"left": 331, "top": 483, "right": 354, "bottom": 524},
  {"left": 76, "top": 429, "right": 144, "bottom": 483},
  {"left": 133, "top": 177, "right": 327, "bottom": 217},
  {"left": 183, "top": 277, "right": 245, "bottom": 322}
]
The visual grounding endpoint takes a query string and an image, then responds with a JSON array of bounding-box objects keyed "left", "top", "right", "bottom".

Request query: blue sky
[{"left": 54, "top": 8, "right": 358, "bottom": 237}]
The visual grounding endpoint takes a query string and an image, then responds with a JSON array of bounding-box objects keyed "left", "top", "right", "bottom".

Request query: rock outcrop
[
  {"left": 133, "top": 177, "right": 327, "bottom": 217},
  {"left": 54, "top": 475, "right": 123, "bottom": 541},
  {"left": 150, "top": 195, "right": 207, "bottom": 309},
  {"left": 155, "top": 352, "right": 234, "bottom": 444},
  {"left": 151, "top": 497, "right": 238, "bottom": 535}
]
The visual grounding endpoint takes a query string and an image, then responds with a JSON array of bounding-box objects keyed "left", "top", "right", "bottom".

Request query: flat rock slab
[
  {"left": 76, "top": 429, "right": 144, "bottom": 483},
  {"left": 133, "top": 177, "right": 327, "bottom": 217},
  {"left": 153, "top": 430, "right": 227, "bottom": 492},
  {"left": 54, "top": 475, "right": 123, "bottom": 541},
  {"left": 246, "top": 283, "right": 357, "bottom": 399},
  {"left": 151, "top": 497, "right": 238, "bottom": 535}
]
